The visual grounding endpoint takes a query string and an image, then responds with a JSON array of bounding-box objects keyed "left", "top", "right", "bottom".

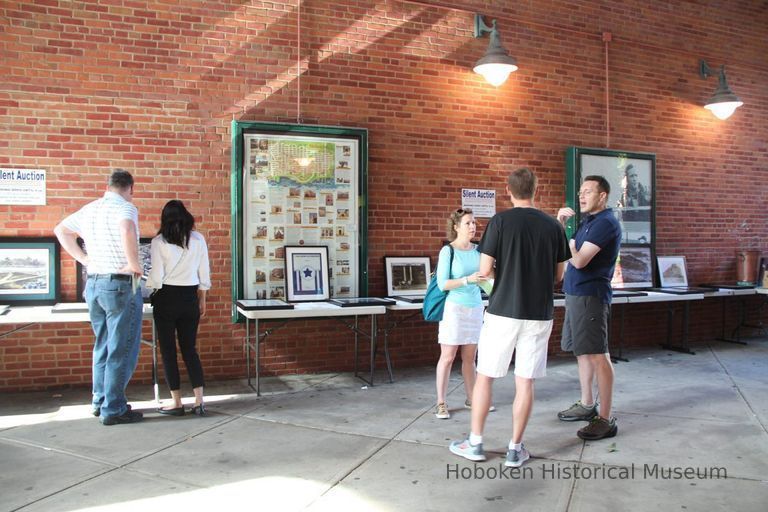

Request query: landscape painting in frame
[
  {"left": 612, "top": 246, "right": 653, "bottom": 289},
  {"left": 657, "top": 256, "right": 688, "bottom": 287},
  {"left": 0, "top": 237, "right": 60, "bottom": 305}
]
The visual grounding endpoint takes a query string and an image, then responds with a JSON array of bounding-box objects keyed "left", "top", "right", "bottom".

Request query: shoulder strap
[{"left": 448, "top": 244, "right": 454, "bottom": 279}]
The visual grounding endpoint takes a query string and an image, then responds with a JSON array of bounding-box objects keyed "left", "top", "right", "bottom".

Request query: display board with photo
[
  {"left": 235, "top": 125, "right": 367, "bottom": 305},
  {"left": 566, "top": 147, "right": 657, "bottom": 288},
  {"left": 0, "top": 237, "right": 60, "bottom": 305}
]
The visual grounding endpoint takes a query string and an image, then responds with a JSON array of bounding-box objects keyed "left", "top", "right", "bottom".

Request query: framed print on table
[
  {"left": 384, "top": 256, "right": 431, "bottom": 298},
  {"left": 611, "top": 246, "right": 654, "bottom": 289},
  {"left": 328, "top": 297, "right": 396, "bottom": 307},
  {"left": 76, "top": 237, "right": 153, "bottom": 302},
  {"left": 758, "top": 257, "right": 768, "bottom": 289},
  {"left": 236, "top": 299, "right": 294, "bottom": 311},
  {"left": 657, "top": 256, "right": 688, "bottom": 287},
  {"left": 284, "top": 246, "right": 330, "bottom": 302},
  {"left": 0, "top": 237, "right": 60, "bottom": 305}
]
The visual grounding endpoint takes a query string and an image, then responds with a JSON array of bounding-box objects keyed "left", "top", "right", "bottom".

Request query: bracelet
[{"left": 463, "top": 277, "right": 469, "bottom": 287}]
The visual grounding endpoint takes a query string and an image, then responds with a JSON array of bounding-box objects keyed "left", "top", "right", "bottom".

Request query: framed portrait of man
[{"left": 566, "top": 147, "right": 657, "bottom": 288}]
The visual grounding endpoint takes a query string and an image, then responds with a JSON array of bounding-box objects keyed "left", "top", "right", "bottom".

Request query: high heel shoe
[{"left": 191, "top": 403, "right": 206, "bottom": 416}]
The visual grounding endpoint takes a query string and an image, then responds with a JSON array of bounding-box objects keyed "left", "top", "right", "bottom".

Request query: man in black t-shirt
[{"left": 449, "top": 168, "right": 570, "bottom": 468}]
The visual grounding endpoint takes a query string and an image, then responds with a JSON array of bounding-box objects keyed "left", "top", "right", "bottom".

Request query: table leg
[
  {"left": 255, "top": 318, "right": 261, "bottom": 396},
  {"left": 245, "top": 317, "right": 252, "bottom": 391},
  {"left": 610, "top": 303, "right": 628, "bottom": 363},
  {"left": 369, "top": 314, "right": 376, "bottom": 386},
  {"left": 152, "top": 318, "right": 159, "bottom": 404},
  {"left": 353, "top": 316, "right": 360, "bottom": 380},
  {"left": 382, "top": 316, "right": 394, "bottom": 383},
  {"left": 661, "top": 302, "right": 695, "bottom": 354},
  {"left": 717, "top": 296, "right": 749, "bottom": 345}
]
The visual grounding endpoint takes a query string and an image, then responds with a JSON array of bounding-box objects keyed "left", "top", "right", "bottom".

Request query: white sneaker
[{"left": 435, "top": 403, "right": 450, "bottom": 419}]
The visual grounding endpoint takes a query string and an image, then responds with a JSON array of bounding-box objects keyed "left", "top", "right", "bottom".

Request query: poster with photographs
[
  {"left": 566, "top": 147, "right": 656, "bottom": 288},
  {"left": 577, "top": 153, "right": 654, "bottom": 245},
  {"left": 243, "top": 133, "right": 359, "bottom": 300}
]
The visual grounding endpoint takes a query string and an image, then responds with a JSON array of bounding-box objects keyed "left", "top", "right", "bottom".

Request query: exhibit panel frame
[
  {"left": 565, "top": 147, "right": 657, "bottom": 288},
  {"left": 231, "top": 122, "right": 368, "bottom": 321}
]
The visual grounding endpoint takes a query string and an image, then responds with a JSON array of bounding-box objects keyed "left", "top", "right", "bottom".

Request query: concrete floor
[{"left": 1, "top": 337, "right": 768, "bottom": 512}]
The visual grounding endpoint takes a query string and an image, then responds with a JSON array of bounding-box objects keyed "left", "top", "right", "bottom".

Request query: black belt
[{"left": 87, "top": 273, "right": 131, "bottom": 281}]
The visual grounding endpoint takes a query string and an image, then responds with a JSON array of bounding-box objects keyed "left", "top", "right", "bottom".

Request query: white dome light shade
[
  {"left": 474, "top": 62, "right": 518, "bottom": 87},
  {"left": 704, "top": 101, "right": 743, "bottom": 120}
]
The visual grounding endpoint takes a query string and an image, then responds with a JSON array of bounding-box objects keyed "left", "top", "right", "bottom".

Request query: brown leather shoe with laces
[{"left": 577, "top": 416, "right": 617, "bottom": 440}]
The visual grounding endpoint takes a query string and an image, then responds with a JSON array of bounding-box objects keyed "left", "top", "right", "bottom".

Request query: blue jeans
[{"left": 85, "top": 275, "right": 143, "bottom": 418}]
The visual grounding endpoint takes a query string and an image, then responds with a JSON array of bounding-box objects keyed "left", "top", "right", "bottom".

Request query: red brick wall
[{"left": 1, "top": 0, "right": 766, "bottom": 390}]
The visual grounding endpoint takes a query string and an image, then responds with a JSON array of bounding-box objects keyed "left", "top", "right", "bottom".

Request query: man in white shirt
[{"left": 54, "top": 169, "right": 144, "bottom": 425}]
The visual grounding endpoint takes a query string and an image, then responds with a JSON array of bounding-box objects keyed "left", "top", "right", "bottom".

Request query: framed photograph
[
  {"left": 384, "top": 256, "right": 431, "bottom": 297},
  {"left": 284, "top": 245, "right": 330, "bottom": 302},
  {"left": 76, "top": 237, "right": 153, "bottom": 303},
  {"left": 612, "top": 246, "right": 653, "bottom": 289},
  {"left": 328, "top": 297, "right": 395, "bottom": 307},
  {"left": 0, "top": 237, "right": 60, "bottom": 305},
  {"left": 657, "top": 256, "right": 688, "bottom": 287},
  {"left": 567, "top": 147, "right": 656, "bottom": 289},
  {"left": 758, "top": 257, "right": 768, "bottom": 289},
  {"left": 236, "top": 299, "right": 294, "bottom": 311},
  {"left": 566, "top": 147, "right": 656, "bottom": 245}
]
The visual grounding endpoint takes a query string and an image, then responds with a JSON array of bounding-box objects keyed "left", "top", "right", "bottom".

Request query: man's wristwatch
[{"left": 463, "top": 277, "right": 469, "bottom": 287}]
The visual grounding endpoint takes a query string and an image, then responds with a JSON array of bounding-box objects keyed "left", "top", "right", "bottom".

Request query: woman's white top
[{"left": 146, "top": 231, "right": 211, "bottom": 290}]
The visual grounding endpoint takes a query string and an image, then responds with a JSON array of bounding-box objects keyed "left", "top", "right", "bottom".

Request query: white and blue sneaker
[
  {"left": 449, "top": 439, "right": 486, "bottom": 462},
  {"left": 505, "top": 444, "right": 530, "bottom": 468}
]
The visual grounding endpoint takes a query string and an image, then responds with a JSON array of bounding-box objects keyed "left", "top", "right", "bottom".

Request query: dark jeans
[{"left": 153, "top": 285, "right": 205, "bottom": 390}]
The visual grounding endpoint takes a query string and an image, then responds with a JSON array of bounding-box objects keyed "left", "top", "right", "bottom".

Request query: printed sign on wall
[
  {"left": 461, "top": 188, "right": 496, "bottom": 218},
  {"left": 0, "top": 168, "right": 46, "bottom": 205}
]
